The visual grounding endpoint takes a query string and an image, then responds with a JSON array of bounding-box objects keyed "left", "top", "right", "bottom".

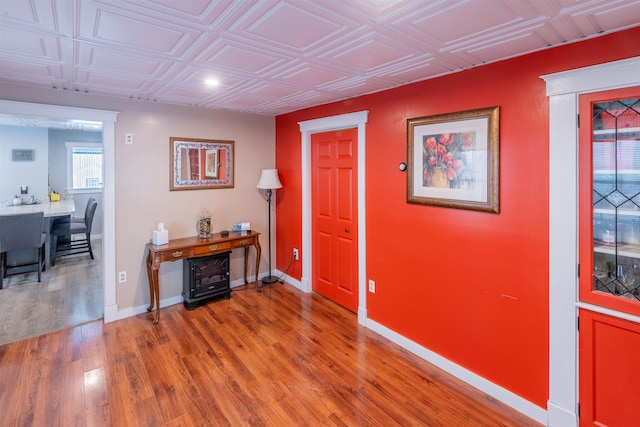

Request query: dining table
[{"left": 0, "top": 198, "right": 76, "bottom": 265}]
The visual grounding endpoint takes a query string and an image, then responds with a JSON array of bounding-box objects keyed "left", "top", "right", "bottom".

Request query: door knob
[{"left": 345, "top": 228, "right": 349, "bottom": 233}]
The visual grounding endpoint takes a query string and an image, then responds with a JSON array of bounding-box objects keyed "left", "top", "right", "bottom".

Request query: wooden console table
[{"left": 145, "top": 231, "right": 261, "bottom": 323}]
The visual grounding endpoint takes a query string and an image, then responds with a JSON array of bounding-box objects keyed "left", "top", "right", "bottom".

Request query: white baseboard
[
  {"left": 366, "top": 318, "right": 548, "bottom": 425},
  {"left": 116, "top": 294, "right": 184, "bottom": 320},
  {"left": 273, "top": 269, "right": 304, "bottom": 292},
  {"left": 547, "top": 400, "right": 576, "bottom": 427},
  {"left": 103, "top": 303, "right": 118, "bottom": 323}
]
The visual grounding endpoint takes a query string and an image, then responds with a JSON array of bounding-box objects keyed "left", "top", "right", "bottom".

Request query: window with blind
[{"left": 65, "top": 142, "right": 103, "bottom": 193}]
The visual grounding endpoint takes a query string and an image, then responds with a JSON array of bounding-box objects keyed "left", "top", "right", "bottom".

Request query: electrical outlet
[
  {"left": 293, "top": 248, "right": 299, "bottom": 260},
  {"left": 368, "top": 279, "right": 375, "bottom": 293},
  {"left": 118, "top": 271, "right": 127, "bottom": 283}
]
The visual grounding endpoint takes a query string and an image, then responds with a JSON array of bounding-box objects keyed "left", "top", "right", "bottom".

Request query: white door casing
[
  {"left": 542, "top": 56, "right": 640, "bottom": 427},
  {"left": 298, "top": 111, "right": 368, "bottom": 325}
]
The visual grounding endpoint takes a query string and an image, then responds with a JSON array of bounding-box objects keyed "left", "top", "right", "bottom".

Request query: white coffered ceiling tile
[
  {"left": 155, "top": 85, "right": 222, "bottom": 103},
  {"left": 321, "top": 0, "right": 427, "bottom": 23},
  {"left": 388, "top": 62, "right": 444, "bottom": 85},
  {"left": 197, "top": 40, "right": 286, "bottom": 75},
  {"left": 562, "top": 1, "right": 640, "bottom": 34},
  {"left": 0, "top": 0, "right": 58, "bottom": 31},
  {"left": 124, "top": 0, "right": 228, "bottom": 21},
  {"left": 276, "top": 62, "right": 349, "bottom": 88},
  {"left": 0, "top": 0, "right": 637, "bottom": 116},
  {"left": 0, "top": 28, "right": 62, "bottom": 61},
  {"left": 321, "top": 33, "right": 414, "bottom": 74},
  {"left": 245, "top": 82, "right": 300, "bottom": 99},
  {"left": 456, "top": 30, "right": 553, "bottom": 66},
  {"left": 172, "top": 63, "right": 245, "bottom": 86},
  {"left": 110, "top": 0, "right": 252, "bottom": 28},
  {"left": 0, "top": 57, "right": 57, "bottom": 82},
  {"left": 77, "top": 2, "right": 199, "bottom": 56},
  {"left": 236, "top": 1, "right": 348, "bottom": 51},
  {"left": 76, "top": 45, "right": 171, "bottom": 77},
  {"left": 75, "top": 70, "right": 152, "bottom": 93}
]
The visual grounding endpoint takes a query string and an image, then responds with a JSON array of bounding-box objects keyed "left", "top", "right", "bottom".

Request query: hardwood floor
[
  {"left": 0, "top": 239, "right": 102, "bottom": 346},
  {"left": 0, "top": 282, "right": 542, "bottom": 426}
]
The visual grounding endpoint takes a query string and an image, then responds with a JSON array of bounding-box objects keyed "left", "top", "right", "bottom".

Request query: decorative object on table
[
  {"left": 50, "top": 191, "right": 60, "bottom": 201},
  {"left": 232, "top": 221, "right": 251, "bottom": 232},
  {"left": 220, "top": 230, "right": 229, "bottom": 237},
  {"left": 257, "top": 169, "right": 282, "bottom": 285},
  {"left": 12, "top": 195, "right": 22, "bottom": 206},
  {"left": 169, "top": 137, "right": 234, "bottom": 190},
  {"left": 197, "top": 206, "right": 212, "bottom": 239},
  {"left": 406, "top": 106, "right": 500, "bottom": 213},
  {"left": 152, "top": 222, "right": 169, "bottom": 246}
]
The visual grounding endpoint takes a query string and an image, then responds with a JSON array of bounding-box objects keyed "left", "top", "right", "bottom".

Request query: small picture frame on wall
[
  {"left": 406, "top": 106, "right": 500, "bottom": 213},
  {"left": 12, "top": 149, "right": 35, "bottom": 161}
]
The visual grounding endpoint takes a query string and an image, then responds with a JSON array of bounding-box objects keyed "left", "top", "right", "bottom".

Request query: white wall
[
  {"left": 0, "top": 126, "right": 48, "bottom": 203},
  {"left": 1, "top": 83, "right": 276, "bottom": 313}
]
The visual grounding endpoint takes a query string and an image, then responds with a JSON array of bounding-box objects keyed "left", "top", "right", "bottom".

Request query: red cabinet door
[{"left": 578, "top": 87, "right": 640, "bottom": 426}]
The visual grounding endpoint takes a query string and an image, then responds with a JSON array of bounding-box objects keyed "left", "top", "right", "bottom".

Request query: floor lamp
[{"left": 257, "top": 169, "right": 282, "bottom": 285}]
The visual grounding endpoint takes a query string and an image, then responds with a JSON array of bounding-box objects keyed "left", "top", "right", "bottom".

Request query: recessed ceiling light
[{"left": 205, "top": 78, "right": 220, "bottom": 87}]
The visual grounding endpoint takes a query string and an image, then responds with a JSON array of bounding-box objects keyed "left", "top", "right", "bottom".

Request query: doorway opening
[{"left": 0, "top": 100, "right": 118, "bottom": 344}]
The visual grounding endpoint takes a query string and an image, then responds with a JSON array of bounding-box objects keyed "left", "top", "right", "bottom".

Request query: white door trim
[
  {"left": 541, "top": 56, "right": 640, "bottom": 427},
  {"left": 0, "top": 100, "right": 119, "bottom": 323},
  {"left": 298, "top": 111, "right": 369, "bottom": 325}
]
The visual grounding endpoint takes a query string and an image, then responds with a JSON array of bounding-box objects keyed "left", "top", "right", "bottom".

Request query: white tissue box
[
  {"left": 233, "top": 222, "right": 251, "bottom": 232},
  {"left": 152, "top": 229, "right": 169, "bottom": 245}
]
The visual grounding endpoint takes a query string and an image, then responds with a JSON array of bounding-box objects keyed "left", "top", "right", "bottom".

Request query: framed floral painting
[{"left": 406, "top": 106, "right": 500, "bottom": 213}]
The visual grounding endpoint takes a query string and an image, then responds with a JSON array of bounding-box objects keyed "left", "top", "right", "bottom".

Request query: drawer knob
[
  {"left": 239, "top": 239, "right": 249, "bottom": 245},
  {"left": 172, "top": 251, "right": 183, "bottom": 258},
  {"left": 209, "top": 245, "right": 218, "bottom": 251}
]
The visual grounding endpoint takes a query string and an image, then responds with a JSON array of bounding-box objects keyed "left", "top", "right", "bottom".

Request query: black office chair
[
  {"left": 50, "top": 198, "right": 98, "bottom": 266},
  {"left": 0, "top": 212, "right": 47, "bottom": 289}
]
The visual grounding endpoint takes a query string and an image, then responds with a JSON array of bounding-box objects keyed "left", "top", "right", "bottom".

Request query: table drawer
[
  {"left": 193, "top": 242, "right": 231, "bottom": 256},
  {"left": 233, "top": 237, "right": 255, "bottom": 248},
  {"left": 160, "top": 248, "right": 193, "bottom": 262}
]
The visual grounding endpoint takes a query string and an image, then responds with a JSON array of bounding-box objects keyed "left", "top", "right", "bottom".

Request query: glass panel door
[{"left": 581, "top": 93, "right": 640, "bottom": 315}]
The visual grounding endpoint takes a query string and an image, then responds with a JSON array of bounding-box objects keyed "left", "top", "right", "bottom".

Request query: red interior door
[
  {"left": 578, "top": 87, "right": 640, "bottom": 427},
  {"left": 311, "top": 129, "right": 358, "bottom": 312}
]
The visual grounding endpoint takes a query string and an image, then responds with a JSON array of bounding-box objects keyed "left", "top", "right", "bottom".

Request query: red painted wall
[{"left": 275, "top": 28, "right": 640, "bottom": 408}]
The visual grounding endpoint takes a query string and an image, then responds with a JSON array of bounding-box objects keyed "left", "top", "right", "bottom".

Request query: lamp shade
[{"left": 256, "top": 169, "right": 283, "bottom": 190}]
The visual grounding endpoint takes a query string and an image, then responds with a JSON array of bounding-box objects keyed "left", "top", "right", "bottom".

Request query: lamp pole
[
  {"left": 257, "top": 169, "right": 282, "bottom": 286},
  {"left": 262, "top": 187, "right": 278, "bottom": 285}
]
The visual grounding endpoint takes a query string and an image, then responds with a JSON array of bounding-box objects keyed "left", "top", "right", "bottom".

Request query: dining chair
[
  {"left": 50, "top": 198, "right": 98, "bottom": 266},
  {"left": 0, "top": 212, "right": 47, "bottom": 289}
]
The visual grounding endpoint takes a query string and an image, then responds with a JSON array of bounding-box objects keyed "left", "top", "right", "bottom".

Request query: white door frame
[
  {"left": 298, "top": 111, "right": 369, "bottom": 325},
  {"left": 542, "top": 56, "right": 640, "bottom": 427},
  {"left": 0, "top": 100, "right": 119, "bottom": 322}
]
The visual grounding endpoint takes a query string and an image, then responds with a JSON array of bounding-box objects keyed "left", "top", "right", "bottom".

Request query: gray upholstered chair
[
  {"left": 50, "top": 198, "right": 98, "bottom": 266},
  {"left": 0, "top": 212, "right": 47, "bottom": 289}
]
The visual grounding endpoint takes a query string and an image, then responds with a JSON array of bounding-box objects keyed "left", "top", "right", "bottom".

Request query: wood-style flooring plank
[{"left": 0, "top": 283, "right": 543, "bottom": 426}]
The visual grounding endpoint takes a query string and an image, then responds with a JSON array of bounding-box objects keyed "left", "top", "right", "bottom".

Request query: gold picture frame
[{"left": 406, "top": 106, "right": 500, "bottom": 213}]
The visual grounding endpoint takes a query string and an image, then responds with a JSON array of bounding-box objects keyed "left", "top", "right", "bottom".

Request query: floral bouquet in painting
[{"left": 422, "top": 132, "right": 475, "bottom": 188}]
